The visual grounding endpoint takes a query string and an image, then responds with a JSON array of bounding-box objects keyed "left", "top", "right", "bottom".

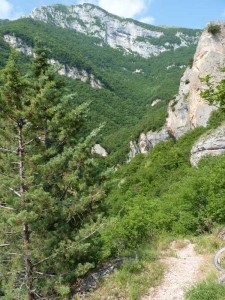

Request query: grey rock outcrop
[
  {"left": 128, "top": 141, "right": 140, "bottom": 161},
  {"left": 4, "top": 34, "right": 103, "bottom": 89},
  {"left": 4, "top": 34, "right": 33, "bottom": 56},
  {"left": 190, "top": 124, "right": 225, "bottom": 166},
  {"left": 138, "top": 133, "right": 152, "bottom": 154},
  {"left": 146, "top": 126, "right": 170, "bottom": 147},
  {"left": 128, "top": 126, "right": 169, "bottom": 160},
  {"left": 151, "top": 99, "right": 161, "bottom": 107},
  {"left": 167, "top": 22, "right": 225, "bottom": 139},
  {"left": 91, "top": 144, "right": 108, "bottom": 157},
  {"left": 29, "top": 4, "right": 199, "bottom": 59}
]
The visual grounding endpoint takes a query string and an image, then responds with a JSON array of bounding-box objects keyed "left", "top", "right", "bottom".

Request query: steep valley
[{"left": 0, "top": 3, "right": 200, "bottom": 163}]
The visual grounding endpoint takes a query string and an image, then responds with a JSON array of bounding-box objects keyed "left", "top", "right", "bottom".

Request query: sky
[{"left": 0, "top": 0, "right": 225, "bottom": 29}]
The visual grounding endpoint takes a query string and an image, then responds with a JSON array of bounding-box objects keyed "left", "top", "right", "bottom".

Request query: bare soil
[{"left": 142, "top": 240, "right": 205, "bottom": 300}]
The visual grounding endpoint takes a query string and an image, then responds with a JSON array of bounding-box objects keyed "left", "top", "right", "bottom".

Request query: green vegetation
[
  {"left": 1, "top": 9, "right": 225, "bottom": 299},
  {"left": 88, "top": 261, "right": 163, "bottom": 300},
  {"left": 0, "top": 49, "right": 105, "bottom": 299},
  {"left": 201, "top": 73, "right": 225, "bottom": 111},
  {"left": 0, "top": 17, "right": 200, "bottom": 163},
  {"left": 186, "top": 232, "right": 225, "bottom": 300},
  {"left": 101, "top": 108, "right": 225, "bottom": 256},
  {"left": 186, "top": 280, "right": 225, "bottom": 300},
  {"left": 207, "top": 23, "right": 221, "bottom": 35}
]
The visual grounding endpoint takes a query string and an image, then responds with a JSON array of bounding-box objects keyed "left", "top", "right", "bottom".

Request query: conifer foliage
[{"left": 0, "top": 49, "right": 104, "bottom": 299}]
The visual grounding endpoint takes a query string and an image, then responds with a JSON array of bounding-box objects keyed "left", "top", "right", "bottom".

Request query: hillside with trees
[
  {"left": 0, "top": 5, "right": 225, "bottom": 299},
  {"left": 0, "top": 16, "right": 200, "bottom": 163}
]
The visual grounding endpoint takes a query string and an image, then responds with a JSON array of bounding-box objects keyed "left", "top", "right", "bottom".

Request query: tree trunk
[{"left": 18, "top": 119, "right": 34, "bottom": 300}]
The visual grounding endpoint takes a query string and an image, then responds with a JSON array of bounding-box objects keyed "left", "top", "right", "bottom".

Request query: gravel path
[{"left": 142, "top": 241, "right": 204, "bottom": 300}]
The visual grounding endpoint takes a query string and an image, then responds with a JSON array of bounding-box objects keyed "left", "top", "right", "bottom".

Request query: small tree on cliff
[
  {"left": 201, "top": 73, "right": 225, "bottom": 112},
  {"left": 0, "top": 49, "right": 104, "bottom": 299}
]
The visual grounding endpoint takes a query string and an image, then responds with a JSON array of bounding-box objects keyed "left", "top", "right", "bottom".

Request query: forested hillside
[
  {"left": 0, "top": 13, "right": 200, "bottom": 163},
  {"left": 1, "top": 5, "right": 225, "bottom": 299}
]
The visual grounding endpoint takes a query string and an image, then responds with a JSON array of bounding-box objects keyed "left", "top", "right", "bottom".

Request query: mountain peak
[{"left": 29, "top": 4, "right": 200, "bottom": 58}]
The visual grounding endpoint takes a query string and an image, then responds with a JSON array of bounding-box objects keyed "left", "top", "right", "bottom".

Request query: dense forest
[{"left": 0, "top": 17, "right": 200, "bottom": 163}]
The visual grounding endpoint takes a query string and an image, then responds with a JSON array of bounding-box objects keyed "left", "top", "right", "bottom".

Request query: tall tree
[{"left": 0, "top": 49, "right": 104, "bottom": 299}]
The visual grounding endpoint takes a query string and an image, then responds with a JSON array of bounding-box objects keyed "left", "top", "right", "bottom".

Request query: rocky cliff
[
  {"left": 167, "top": 22, "right": 225, "bottom": 139},
  {"left": 129, "top": 22, "right": 225, "bottom": 161},
  {"left": 190, "top": 124, "right": 225, "bottom": 166},
  {"left": 128, "top": 126, "right": 169, "bottom": 160},
  {"left": 3, "top": 34, "right": 103, "bottom": 88},
  {"left": 29, "top": 4, "right": 199, "bottom": 59}
]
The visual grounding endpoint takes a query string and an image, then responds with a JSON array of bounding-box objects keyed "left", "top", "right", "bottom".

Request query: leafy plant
[{"left": 207, "top": 23, "right": 221, "bottom": 35}]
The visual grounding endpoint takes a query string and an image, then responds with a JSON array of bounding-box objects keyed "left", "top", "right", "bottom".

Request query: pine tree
[{"left": 0, "top": 49, "right": 105, "bottom": 299}]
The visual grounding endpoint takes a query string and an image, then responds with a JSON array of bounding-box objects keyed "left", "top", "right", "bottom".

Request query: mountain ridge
[
  {"left": 29, "top": 3, "right": 200, "bottom": 58},
  {"left": 0, "top": 5, "right": 199, "bottom": 163}
]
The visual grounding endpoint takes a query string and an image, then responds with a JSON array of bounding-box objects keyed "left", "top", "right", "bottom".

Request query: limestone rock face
[
  {"left": 167, "top": 22, "right": 225, "bottom": 139},
  {"left": 29, "top": 4, "right": 199, "bottom": 59},
  {"left": 4, "top": 34, "right": 103, "bottom": 89},
  {"left": 4, "top": 34, "right": 33, "bottom": 56},
  {"left": 151, "top": 99, "right": 161, "bottom": 107},
  {"left": 146, "top": 126, "right": 170, "bottom": 147},
  {"left": 128, "top": 126, "right": 169, "bottom": 160},
  {"left": 138, "top": 133, "right": 152, "bottom": 154},
  {"left": 190, "top": 124, "right": 225, "bottom": 166},
  {"left": 91, "top": 144, "right": 108, "bottom": 157},
  {"left": 128, "top": 141, "right": 140, "bottom": 161}
]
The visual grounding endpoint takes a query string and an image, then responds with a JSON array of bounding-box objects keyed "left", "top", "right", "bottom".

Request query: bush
[
  {"left": 188, "top": 58, "right": 194, "bottom": 68},
  {"left": 186, "top": 280, "right": 225, "bottom": 300},
  {"left": 207, "top": 23, "right": 221, "bottom": 35}
]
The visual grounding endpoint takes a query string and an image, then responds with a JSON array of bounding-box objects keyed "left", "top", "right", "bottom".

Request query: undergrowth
[
  {"left": 85, "top": 244, "right": 164, "bottom": 300},
  {"left": 186, "top": 278, "right": 225, "bottom": 300}
]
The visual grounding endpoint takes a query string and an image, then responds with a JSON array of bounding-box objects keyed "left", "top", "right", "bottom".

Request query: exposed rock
[
  {"left": 146, "top": 126, "right": 170, "bottom": 147},
  {"left": 166, "top": 64, "right": 186, "bottom": 70},
  {"left": 151, "top": 99, "right": 161, "bottom": 107},
  {"left": 190, "top": 124, "right": 225, "bottom": 166},
  {"left": 133, "top": 69, "right": 144, "bottom": 74},
  {"left": 57, "top": 63, "right": 103, "bottom": 88},
  {"left": 138, "top": 133, "right": 152, "bottom": 154},
  {"left": 4, "top": 34, "right": 103, "bottom": 89},
  {"left": 29, "top": 4, "right": 199, "bottom": 59},
  {"left": 91, "top": 144, "right": 108, "bottom": 157},
  {"left": 167, "top": 22, "right": 225, "bottom": 139},
  {"left": 73, "top": 257, "right": 129, "bottom": 297},
  {"left": 217, "top": 227, "right": 225, "bottom": 241},
  {"left": 4, "top": 34, "right": 33, "bottom": 56},
  {"left": 128, "top": 126, "right": 169, "bottom": 160},
  {"left": 128, "top": 141, "right": 140, "bottom": 161}
]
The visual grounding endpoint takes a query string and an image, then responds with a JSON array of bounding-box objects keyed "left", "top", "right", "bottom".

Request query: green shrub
[
  {"left": 186, "top": 280, "right": 225, "bottom": 300},
  {"left": 188, "top": 58, "right": 194, "bottom": 68},
  {"left": 207, "top": 23, "right": 221, "bottom": 35}
]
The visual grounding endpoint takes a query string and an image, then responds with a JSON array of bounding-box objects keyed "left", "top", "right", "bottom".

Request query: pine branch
[
  {"left": 0, "top": 205, "right": 14, "bottom": 210},
  {"left": 9, "top": 187, "right": 21, "bottom": 198},
  {"left": 0, "top": 171, "right": 15, "bottom": 179},
  {"left": 35, "top": 271, "right": 55, "bottom": 278},
  {"left": 23, "top": 139, "right": 34, "bottom": 147},
  {"left": 0, "top": 243, "right": 10, "bottom": 247},
  {"left": 0, "top": 147, "right": 17, "bottom": 154},
  {"left": 33, "top": 222, "right": 105, "bottom": 266}
]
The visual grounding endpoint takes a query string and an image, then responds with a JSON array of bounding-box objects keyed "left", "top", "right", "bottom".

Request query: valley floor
[{"left": 142, "top": 241, "right": 205, "bottom": 300}]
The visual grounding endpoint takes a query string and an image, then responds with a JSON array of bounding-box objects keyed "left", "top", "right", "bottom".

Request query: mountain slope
[
  {"left": 0, "top": 4, "right": 201, "bottom": 162},
  {"left": 29, "top": 3, "right": 200, "bottom": 58}
]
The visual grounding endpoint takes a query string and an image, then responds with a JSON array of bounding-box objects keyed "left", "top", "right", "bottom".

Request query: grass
[
  {"left": 193, "top": 229, "right": 224, "bottom": 255},
  {"left": 85, "top": 231, "right": 225, "bottom": 299},
  {"left": 185, "top": 277, "right": 225, "bottom": 300},
  {"left": 185, "top": 229, "right": 225, "bottom": 300},
  {"left": 85, "top": 244, "right": 164, "bottom": 300}
]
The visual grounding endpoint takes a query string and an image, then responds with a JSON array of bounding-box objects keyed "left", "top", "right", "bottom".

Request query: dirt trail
[{"left": 142, "top": 240, "right": 205, "bottom": 300}]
